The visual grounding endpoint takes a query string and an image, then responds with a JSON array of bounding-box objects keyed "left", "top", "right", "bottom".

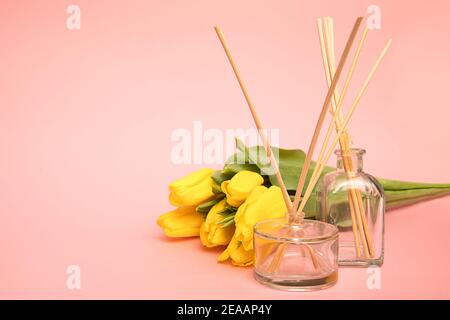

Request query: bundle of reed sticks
[
  {"left": 304, "top": 17, "right": 392, "bottom": 259},
  {"left": 215, "top": 15, "right": 391, "bottom": 267}
]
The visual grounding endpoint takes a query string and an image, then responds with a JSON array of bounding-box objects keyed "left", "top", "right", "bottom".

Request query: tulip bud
[
  {"left": 221, "top": 171, "right": 264, "bottom": 207},
  {"left": 157, "top": 206, "right": 205, "bottom": 237},
  {"left": 218, "top": 235, "right": 254, "bottom": 267},
  {"left": 200, "top": 200, "right": 235, "bottom": 247},
  {"left": 218, "top": 186, "right": 287, "bottom": 266},
  {"left": 169, "top": 168, "right": 215, "bottom": 207}
]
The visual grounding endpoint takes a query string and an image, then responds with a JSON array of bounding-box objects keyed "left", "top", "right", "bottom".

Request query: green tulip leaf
[
  {"left": 223, "top": 138, "right": 450, "bottom": 219},
  {"left": 196, "top": 195, "right": 225, "bottom": 214},
  {"left": 217, "top": 214, "right": 236, "bottom": 228},
  {"left": 211, "top": 170, "right": 234, "bottom": 185}
]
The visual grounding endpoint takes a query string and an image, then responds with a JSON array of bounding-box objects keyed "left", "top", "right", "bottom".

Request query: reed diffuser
[
  {"left": 317, "top": 148, "right": 385, "bottom": 266},
  {"left": 214, "top": 15, "right": 391, "bottom": 290},
  {"left": 315, "top": 17, "right": 390, "bottom": 265}
]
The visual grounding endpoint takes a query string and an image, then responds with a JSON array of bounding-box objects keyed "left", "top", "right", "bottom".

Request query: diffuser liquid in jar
[{"left": 253, "top": 218, "right": 338, "bottom": 291}]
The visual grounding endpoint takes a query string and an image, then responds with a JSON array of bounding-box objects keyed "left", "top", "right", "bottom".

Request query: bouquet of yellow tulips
[
  {"left": 157, "top": 140, "right": 450, "bottom": 267},
  {"left": 157, "top": 166, "right": 287, "bottom": 266}
]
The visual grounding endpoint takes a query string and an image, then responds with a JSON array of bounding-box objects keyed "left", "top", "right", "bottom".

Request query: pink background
[{"left": 1, "top": 0, "right": 450, "bottom": 299}]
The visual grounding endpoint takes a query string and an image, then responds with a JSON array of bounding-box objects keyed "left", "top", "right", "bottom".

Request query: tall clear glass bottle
[{"left": 317, "top": 148, "right": 385, "bottom": 266}]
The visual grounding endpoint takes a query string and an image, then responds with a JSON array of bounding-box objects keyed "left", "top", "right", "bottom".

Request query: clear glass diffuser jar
[
  {"left": 317, "top": 148, "right": 385, "bottom": 266},
  {"left": 253, "top": 218, "right": 338, "bottom": 291}
]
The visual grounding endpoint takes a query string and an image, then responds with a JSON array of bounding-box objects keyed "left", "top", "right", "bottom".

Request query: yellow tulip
[
  {"left": 221, "top": 171, "right": 264, "bottom": 207},
  {"left": 218, "top": 186, "right": 287, "bottom": 266},
  {"left": 169, "top": 168, "right": 215, "bottom": 207},
  {"left": 218, "top": 235, "right": 254, "bottom": 267},
  {"left": 200, "top": 200, "right": 235, "bottom": 247},
  {"left": 157, "top": 206, "right": 204, "bottom": 237},
  {"left": 235, "top": 186, "right": 287, "bottom": 250}
]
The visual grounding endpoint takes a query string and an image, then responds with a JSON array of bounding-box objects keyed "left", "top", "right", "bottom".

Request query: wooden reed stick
[
  {"left": 267, "top": 18, "right": 364, "bottom": 272},
  {"left": 297, "top": 39, "right": 393, "bottom": 216},
  {"left": 214, "top": 26, "right": 293, "bottom": 213},
  {"left": 317, "top": 18, "right": 362, "bottom": 256},
  {"left": 315, "top": 19, "right": 368, "bottom": 179},
  {"left": 290, "top": 17, "right": 364, "bottom": 223},
  {"left": 318, "top": 19, "right": 339, "bottom": 115},
  {"left": 299, "top": 39, "right": 393, "bottom": 212},
  {"left": 269, "top": 20, "right": 391, "bottom": 272},
  {"left": 331, "top": 27, "right": 369, "bottom": 113},
  {"left": 297, "top": 99, "right": 363, "bottom": 215},
  {"left": 267, "top": 78, "right": 360, "bottom": 272},
  {"left": 327, "top": 21, "right": 375, "bottom": 258},
  {"left": 319, "top": 17, "right": 369, "bottom": 257},
  {"left": 266, "top": 238, "right": 320, "bottom": 273},
  {"left": 321, "top": 32, "right": 391, "bottom": 258}
]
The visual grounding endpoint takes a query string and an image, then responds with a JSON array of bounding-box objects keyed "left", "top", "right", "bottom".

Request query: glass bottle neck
[{"left": 335, "top": 149, "right": 365, "bottom": 173}]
